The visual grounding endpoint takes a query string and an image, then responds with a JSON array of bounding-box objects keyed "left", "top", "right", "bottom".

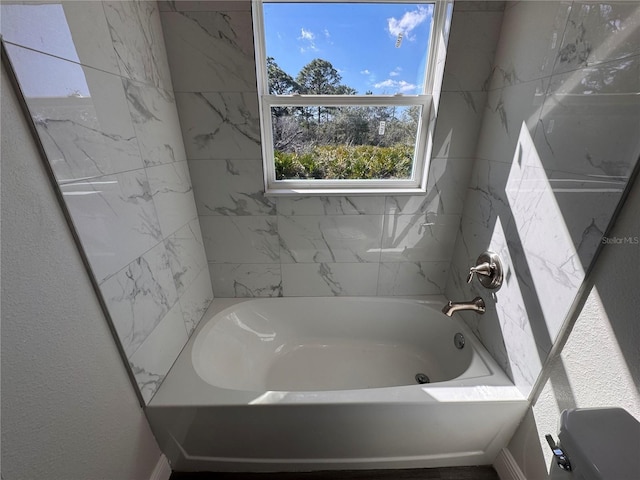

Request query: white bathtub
[{"left": 147, "top": 296, "right": 527, "bottom": 472}]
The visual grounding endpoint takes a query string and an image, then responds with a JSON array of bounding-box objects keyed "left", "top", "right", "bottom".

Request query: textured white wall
[
  {"left": 505, "top": 168, "right": 640, "bottom": 478},
  {"left": 1, "top": 63, "right": 163, "bottom": 480}
]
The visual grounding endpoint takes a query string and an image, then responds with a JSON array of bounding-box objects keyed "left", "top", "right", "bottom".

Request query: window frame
[{"left": 253, "top": 0, "right": 449, "bottom": 196}]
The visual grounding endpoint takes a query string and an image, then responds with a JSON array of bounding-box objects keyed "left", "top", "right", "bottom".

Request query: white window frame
[{"left": 253, "top": 0, "right": 449, "bottom": 196}]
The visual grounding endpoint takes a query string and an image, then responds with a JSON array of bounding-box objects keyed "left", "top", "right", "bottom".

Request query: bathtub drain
[{"left": 415, "top": 373, "right": 430, "bottom": 384}]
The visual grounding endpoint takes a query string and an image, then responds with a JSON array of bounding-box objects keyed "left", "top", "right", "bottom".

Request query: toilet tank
[{"left": 558, "top": 407, "right": 640, "bottom": 480}]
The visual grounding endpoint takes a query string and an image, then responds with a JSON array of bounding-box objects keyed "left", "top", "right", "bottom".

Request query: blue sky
[{"left": 263, "top": 2, "right": 433, "bottom": 95}]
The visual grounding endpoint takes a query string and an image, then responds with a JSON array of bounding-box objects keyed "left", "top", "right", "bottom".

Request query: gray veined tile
[
  {"left": 377, "top": 262, "right": 449, "bottom": 296},
  {"left": 159, "top": 1, "right": 252, "bottom": 12},
  {"left": 100, "top": 241, "right": 179, "bottom": 359},
  {"left": 129, "top": 301, "right": 188, "bottom": 403},
  {"left": 160, "top": 9, "right": 256, "bottom": 92},
  {"left": 165, "top": 218, "right": 209, "bottom": 296},
  {"left": 486, "top": 0, "right": 571, "bottom": 89},
  {"left": 176, "top": 91, "right": 261, "bottom": 159},
  {"left": 190, "top": 159, "right": 276, "bottom": 216},
  {"left": 533, "top": 56, "right": 640, "bottom": 178},
  {"left": 61, "top": 169, "right": 163, "bottom": 283},
  {"left": 200, "top": 216, "right": 280, "bottom": 264},
  {"left": 554, "top": 2, "right": 640, "bottom": 76},
  {"left": 454, "top": 1, "right": 506, "bottom": 12},
  {"left": 103, "top": 0, "right": 173, "bottom": 90},
  {"left": 442, "top": 10, "right": 503, "bottom": 92},
  {"left": 211, "top": 264, "right": 283, "bottom": 298},
  {"left": 0, "top": 1, "right": 121, "bottom": 75},
  {"left": 277, "top": 196, "right": 385, "bottom": 216},
  {"left": 475, "top": 78, "right": 549, "bottom": 165},
  {"left": 281, "top": 263, "right": 379, "bottom": 297},
  {"left": 123, "top": 78, "right": 186, "bottom": 167},
  {"left": 380, "top": 214, "right": 460, "bottom": 263},
  {"left": 6, "top": 44, "right": 144, "bottom": 181},
  {"left": 179, "top": 267, "right": 214, "bottom": 335},
  {"left": 278, "top": 215, "right": 384, "bottom": 264},
  {"left": 147, "top": 161, "right": 198, "bottom": 239},
  {"left": 433, "top": 91, "right": 487, "bottom": 159}
]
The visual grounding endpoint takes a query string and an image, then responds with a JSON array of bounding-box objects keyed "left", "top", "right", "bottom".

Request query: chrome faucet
[{"left": 441, "top": 296, "right": 486, "bottom": 317}]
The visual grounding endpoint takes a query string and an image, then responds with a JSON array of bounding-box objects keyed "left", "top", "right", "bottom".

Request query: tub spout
[{"left": 442, "top": 297, "right": 485, "bottom": 317}]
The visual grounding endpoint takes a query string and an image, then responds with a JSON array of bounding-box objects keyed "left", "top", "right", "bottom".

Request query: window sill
[{"left": 264, "top": 186, "right": 428, "bottom": 197}]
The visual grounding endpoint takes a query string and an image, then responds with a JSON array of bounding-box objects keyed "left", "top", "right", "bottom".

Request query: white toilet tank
[{"left": 558, "top": 407, "right": 640, "bottom": 480}]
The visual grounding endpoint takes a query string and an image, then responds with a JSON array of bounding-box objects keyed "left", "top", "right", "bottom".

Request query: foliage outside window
[{"left": 254, "top": 0, "right": 447, "bottom": 195}]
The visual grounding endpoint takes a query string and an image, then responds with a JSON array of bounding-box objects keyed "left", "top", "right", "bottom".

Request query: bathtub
[{"left": 147, "top": 296, "right": 527, "bottom": 472}]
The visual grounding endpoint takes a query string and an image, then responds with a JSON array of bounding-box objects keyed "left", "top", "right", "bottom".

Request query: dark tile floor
[{"left": 170, "top": 466, "right": 500, "bottom": 480}]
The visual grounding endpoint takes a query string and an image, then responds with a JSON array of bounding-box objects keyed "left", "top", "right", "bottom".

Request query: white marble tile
[
  {"left": 129, "top": 301, "right": 188, "bottom": 404},
  {"left": 175, "top": 91, "right": 261, "bottom": 159},
  {"left": 534, "top": 56, "right": 640, "bottom": 178},
  {"left": 159, "top": 1, "right": 252, "bottom": 12},
  {"left": 507, "top": 164, "right": 620, "bottom": 277},
  {"left": 6, "top": 45, "right": 144, "bottom": 181},
  {"left": 190, "top": 159, "right": 276, "bottom": 216},
  {"left": 123, "top": 78, "right": 186, "bottom": 166},
  {"left": 444, "top": 214, "right": 510, "bottom": 303},
  {"left": 476, "top": 77, "right": 549, "bottom": 165},
  {"left": 277, "top": 196, "right": 385, "bottom": 216},
  {"left": 100, "top": 241, "right": 179, "bottom": 359},
  {"left": 487, "top": 1, "right": 571, "bottom": 89},
  {"left": 147, "top": 161, "right": 197, "bottom": 239},
  {"left": 200, "top": 216, "right": 280, "bottom": 263},
  {"left": 380, "top": 214, "right": 460, "bottom": 262},
  {"left": 0, "top": 2, "right": 121, "bottom": 76},
  {"left": 476, "top": 291, "right": 545, "bottom": 396},
  {"left": 61, "top": 169, "right": 163, "bottom": 282},
  {"left": 103, "top": 0, "right": 172, "bottom": 90},
  {"left": 165, "top": 218, "right": 208, "bottom": 296},
  {"left": 554, "top": 2, "right": 640, "bottom": 75},
  {"left": 278, "top": 215, "right": 384, "bottom": 264},
  {"left": 386, "top": 159, "right": 472, "bottom": 218},
  {"left": 504, "top": 226, "right": 583, "bottom": 351},
  {"left": 282, "top": 263, "right": 379, "bottom": 297},
  {"left": 377, "top": 262, "right": 449, "bottom": 296},
  {"left": 454, "top": 1, "right": 505, "bottom": 12},
  {"left": 210, "top": 264, "right": 282, "bottom": 298},
  {"left": 442, "top": 10, "right": 503, "bottom": 92},
  {"left": 433, "top": 91, "right": 488, "bottom": 158},
  {"left": 179, "top": 267, "right": 214, "bottom": 335},
  {"left": 160, "top": 9, "right": 256, "bottom": 92},
  {"left": 547, "top": 170, "right": 625, "bottom": 267}
]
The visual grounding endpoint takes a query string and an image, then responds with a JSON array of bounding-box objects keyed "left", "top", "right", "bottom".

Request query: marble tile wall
[
  {"left": 1, "top": 0, "right": 213, "bottom": 404},
  {"left": 160, "top": 0, "right": 504, "bottom": 298},
  {"left": 445, "top": 0, "right": 640, "bottom": 397}
]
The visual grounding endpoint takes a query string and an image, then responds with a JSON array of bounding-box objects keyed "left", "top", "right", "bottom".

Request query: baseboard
[
  {"left": 493, "top": 448, "right": 527, "bottom": 480},
  {"left": 149, "top": 454, "right": 172, "bottom": 480}
]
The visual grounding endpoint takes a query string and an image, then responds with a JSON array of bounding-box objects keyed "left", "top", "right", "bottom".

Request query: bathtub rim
[{"left": 149, "top": 295, "right": 525, "bottom": 408}]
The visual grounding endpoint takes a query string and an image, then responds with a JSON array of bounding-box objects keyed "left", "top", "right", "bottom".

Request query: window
[{"left": 253, "top": 0, "right": 449, "bottom": 195}]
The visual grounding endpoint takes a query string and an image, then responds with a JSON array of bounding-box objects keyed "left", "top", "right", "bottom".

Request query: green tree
[
  {"left": 267, "top": 56, "right": 298, "bottom": 96},
  {"left": 296, "top": 59, "right": 355, "bottom": 124}
]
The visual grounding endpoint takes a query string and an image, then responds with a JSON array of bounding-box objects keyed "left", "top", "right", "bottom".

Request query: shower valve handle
[
  {"left": 467, "top": 262, "right": 494, "bottom": 283},
  {"left": 466, "top": 252, "right": 504, "bottom": 290}
]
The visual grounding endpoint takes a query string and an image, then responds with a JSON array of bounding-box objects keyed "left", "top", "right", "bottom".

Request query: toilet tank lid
[{"left": 559, "top": 408, "right": 640, "bottom": 480}]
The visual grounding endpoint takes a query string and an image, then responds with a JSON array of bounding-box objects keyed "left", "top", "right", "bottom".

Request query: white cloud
[
  {"left": 374, "top": 79, "right": 417, "bottom": 93},
  {"left": 323, "top": 28, "right": 331, "bottom": 38},
  {"left": 387, "top": 6, "right": 429, "bottom": 41},
  {"left": 298, "top": 28, "right": 318, "bottom": 52},
  {"left": 389, "top": 67, "right": 402, "bottom": 77},
  {"left": 361, "top": 69, "right": 371, "bottom": 75},
  {"left": 299, "top": 28, "right": 315, "bottom": 41}
]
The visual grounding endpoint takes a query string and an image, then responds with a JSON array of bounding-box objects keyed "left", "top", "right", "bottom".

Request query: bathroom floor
[{"left": 170, "top": 467, "right": 500, "bottom": 479}]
